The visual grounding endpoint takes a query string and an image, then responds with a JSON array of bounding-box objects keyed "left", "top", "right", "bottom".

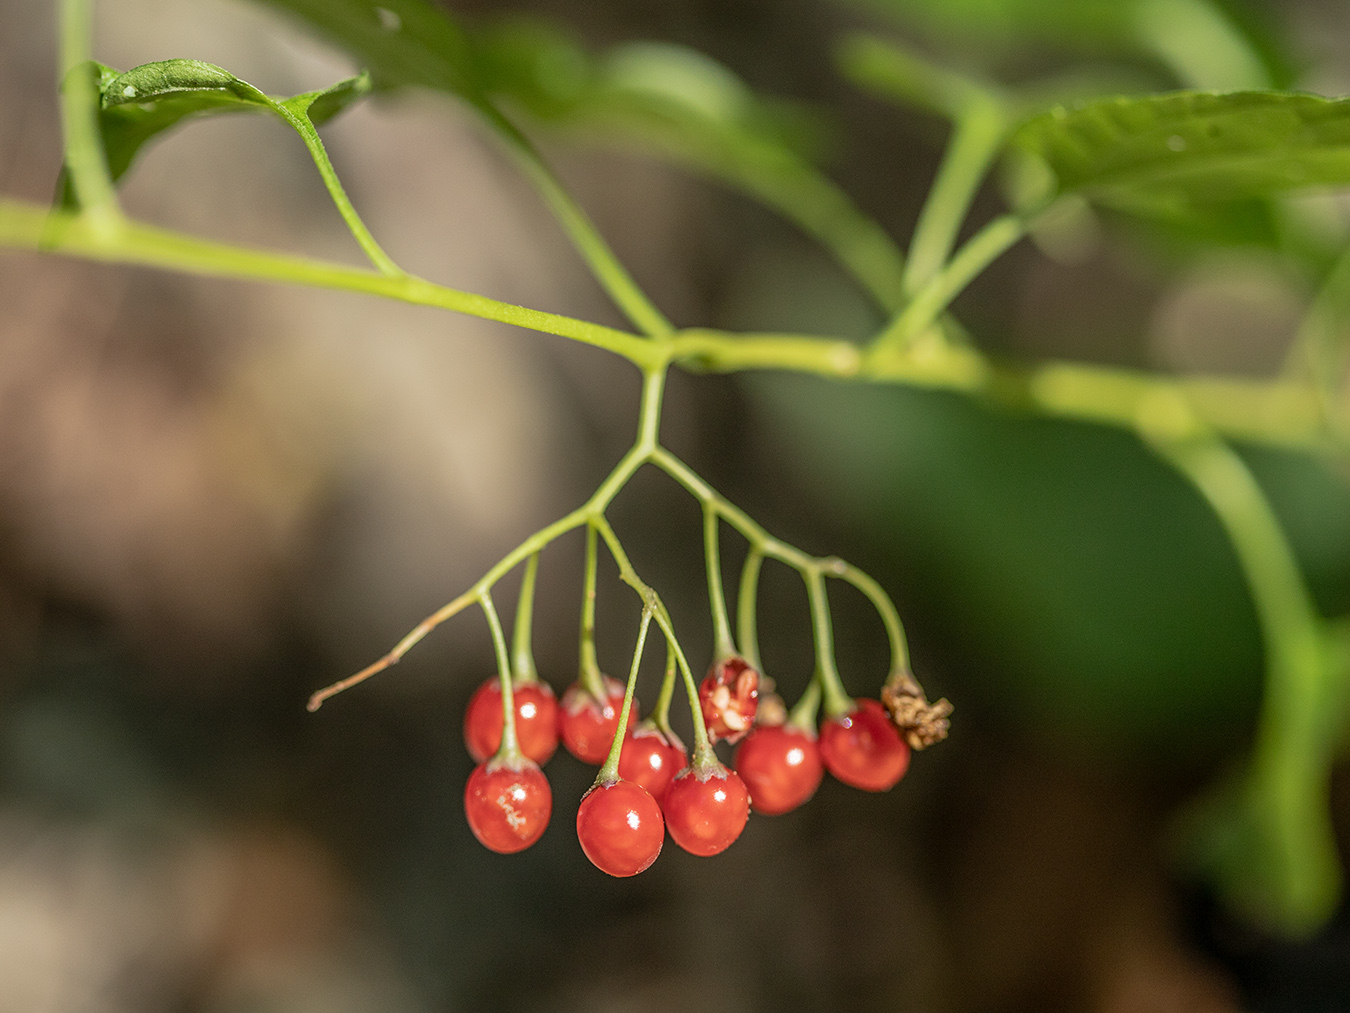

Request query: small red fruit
[
  {"left": 734, "top": 724, "right": 823, "bottom": 815},
  {"left": 617, "top": 726, "right": 688, "bottom": 802},
  {"left": 464, "top": 759, "right": 552, "bottom": 854},
  {"left": 463, "top": 678, "right": 559, "bottom": 765},
  {"left": 663, "top": 763, "right": 751, "bottom": 856},
  {"left": 819, "top": 698, "right": 910, "bottom": 791},
  {"left": 699, "top": 657, "right": 759, "bottom": 744},
  {"left": 576, "top": 779, "right": 665, "bottom": 876},
  {"left": 559, "top": 676, "right": 628, "bottom": 764}
]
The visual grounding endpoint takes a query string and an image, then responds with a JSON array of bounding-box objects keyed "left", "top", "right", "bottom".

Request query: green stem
[
  {"left": 589, "top": 514, "right": 715, "bottom": 761},
  {"left": 479, "top": 589, "right": 520, "bottom": 760},
  {"left": 579, "top": 521, "right": 604, "bottom": 696},
  {"left": 836, "top": 33, "right": 998, "bottom": 121},
  {"left": 306, "top": 431, "right": 652, "bottom": 710},
  {"left": 737, "top": 546, "right": 765, "bottom": 672},
  {"left": 704, "top": 503, "right": 736, "bottom": 660},
  {"left": 870, "top": 213, "right": 1026, "bottom": 356},
  {"left": 902, "top": 98, "right": 1007, "bottom": 296},
  {"left": 4, "top": 198, "right": 1339, "bottom": 450},
  {"left": 830, "top": 559, "right": 911, "bottom": 675},
  {"left": 652, "top": 640, "right": 679, "bottom": 738},
  {"left": 806, "top": 569, "right": 852, "bottom": 718},
  {"left": 1149, "top": 427, "right": 1340, "bottom": 933},
  {"left": 511, "top": 552, "right": 540, "bottom": 682},
  {"left": 272, "top": 102, "right": 402, "bottom": 277},
  {"left": 485, "top": 108, "right": 672, "bottom": 337},
  {"left": 596, "top": 608, "right": 654, "bottom": 784},
  {"left": 58, "top": 0, "right": 121, "bottom": 232}
]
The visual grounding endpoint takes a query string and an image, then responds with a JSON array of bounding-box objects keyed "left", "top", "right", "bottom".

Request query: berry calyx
[
  {"left": 663, "top": 760, "right": 751, "bottom": 856},
  {"left": 559, "top": 676, "right": 629, "bottom": 764},
  {"left": 617, "top": 723, "right": 688, "bottom": 802},
  {"left": 463, "top": 677, "right": 559, "bottom": 765},
  {"left": 464, "top": 758, "right": 552, "bottom": 854},
  {"left": 576, "top": 779, "right": 665, "bottom": 876},
  {"left": 734, "top": 723, "right": 823, "bottom": 815},
  {"left": 819, "top": 698, "right": 910, "bottom": 791},
  {"left": 698, "top": 657, "right": 759, "bottom": 744}
]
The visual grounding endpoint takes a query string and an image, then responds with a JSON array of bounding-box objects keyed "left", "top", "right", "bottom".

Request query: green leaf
[
  {"left": 1013, "top": 91, "right": 1350, "bottom": 213},
  {"left": 97, "top": 59, "right": 270, "bottom": 183},
  {"left": 254, "top": 0, "right": 484, "bottom": 104},
  {"left": 59, "top": 59, "right": 372, "bottom": 211},
  {"left": 286, "top": 69, "right": 373, "bottom": 125}
]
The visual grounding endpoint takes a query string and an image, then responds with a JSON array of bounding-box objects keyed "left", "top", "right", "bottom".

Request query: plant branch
[
  {"left": 2, "top": 198, "right": 658, "bottom": 366},
  {"left": 2, "top": 199, "right": 1341, "bottom": 450}
]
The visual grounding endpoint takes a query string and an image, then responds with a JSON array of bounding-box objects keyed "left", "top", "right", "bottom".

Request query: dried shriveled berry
[
  {"left": 734, "top": 724, "right": 823, "bottom": 815},
  {"left": 464, "top": 759, "right": 552, "bottom": 854},
  {"left": 617, "top": 726, "right": 687, "bottom": 802},
  {"left": 819, "top": 698, "right": 909, "bottom": 791},
  {"left": 663, "top": 762, "right": 751, "bottom": 856},
  {"left": 558, "top": 676, "right": 629, "bottom": 765},
  {"left": 577, "top": 779, "right": 665, "bottom": 877},
  {"left": 463, "top": 678, "right": 558, "bottom": 765},
  {"left": 698, "top": 657, "right": 759, "bottom": 744}
]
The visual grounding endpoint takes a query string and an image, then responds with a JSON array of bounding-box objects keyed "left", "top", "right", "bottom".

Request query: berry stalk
[
  {"left": 704, "top": 503, "right": 737, "bottom": 661},
  {"left": 511, "top": 552, "right": 540, "bottom": 683},
  {"left": 479, "top": 590, "right": 521, "bottom": 761},
  {"left": 595, "top": 607, "right": 654, "bottom": 785}
]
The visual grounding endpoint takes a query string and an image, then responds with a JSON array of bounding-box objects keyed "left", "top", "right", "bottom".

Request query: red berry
[
  {"left": 699, "top": 657, "right": 759, "bottom": 744},
  {"left": 558, "top": 676, "right": 629, "bottom": 764},
  {"left": 734, "top": 724, "right": 823, "bottom": 815},
  {"left": 463, "top": 678, "right": 559, "bottom": 765},
  {"left": 663, "top": 763, "right": 751, "bottom": 856},
  {"left": 464, "top": 759, "right": 552, "bottom": 854},
  {"left": 576, "top": 779, "right": 665, "bottom": 876},
  {"left": 617, "top": 726, "right": 688, "bottom": 802},
  {"left": 819, "top": 698, "right": 910, "bottom": 791}
]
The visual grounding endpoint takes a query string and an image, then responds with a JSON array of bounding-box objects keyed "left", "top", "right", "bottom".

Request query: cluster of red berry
[{"left": 462, "top": 656, "right": 914, "bottom": 876}]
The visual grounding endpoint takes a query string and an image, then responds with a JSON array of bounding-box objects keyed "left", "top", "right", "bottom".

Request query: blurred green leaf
[
  {"left": 746, "top": 373, "right": 1350, "bottom": 756},
  {"left": 849, "top": 0, "right": 1282, "bottom": 90},
  {"left": 473, "top": 21, "right": 907, "bottom": 308},
  {"left": 256, "top": 0, "right": 484, "bottom": 104},
  {"left": 1014, "top": 92, "right": 1350, "bottom": 215}
]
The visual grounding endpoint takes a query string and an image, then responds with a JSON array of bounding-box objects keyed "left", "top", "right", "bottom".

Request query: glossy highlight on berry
[
  {"left": 735, "top": 724, "right": 823, "bottom": 815},
  {"left": 559, "top": 676, "right": 629, "bottom": 764},
  {"left": 663, "top": 763, "right": 751, "bottom": 856},
  {"left": 576, "top": 779, "right": 665, "bottom": 877},
  {"left": 819, "top": 698, "right": 910, "bottom": 792},
  {"left": 464, "top": 759, "right": 552, "bottom": 854},
  {"left": 463, "top": 678, "right": 559, "bottom": 765}
]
